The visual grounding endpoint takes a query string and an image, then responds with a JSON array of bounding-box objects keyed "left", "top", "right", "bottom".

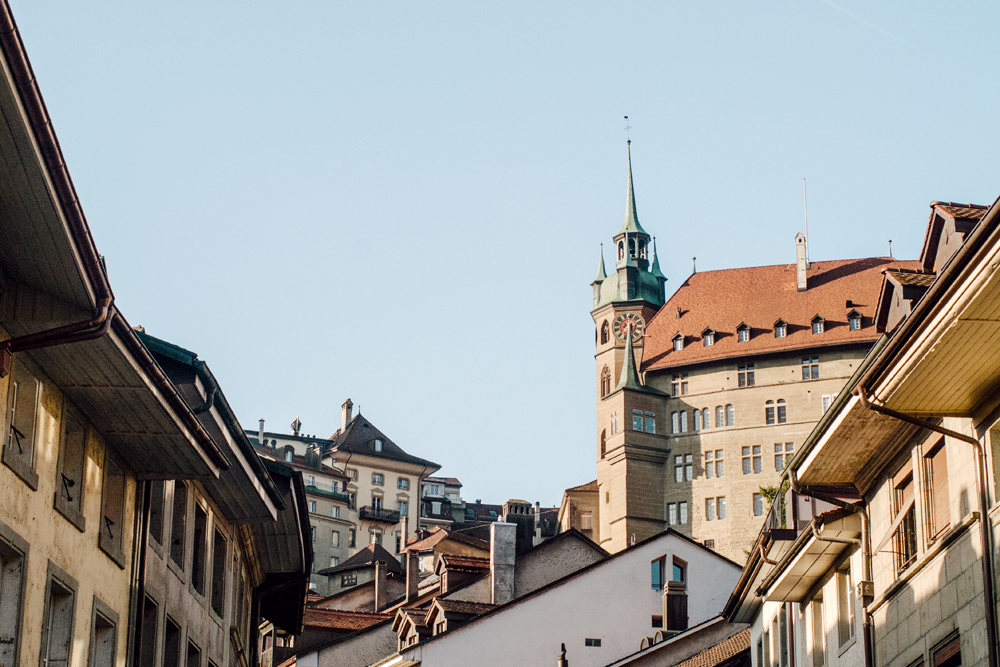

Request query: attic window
[
  {"left": 672, "top": 334, "right": 684, "bottom": 352},
  {"left": 702, "top": 329, "right": 715, "bottom": 347},
  {"left": 848, "top": 310, "right": 862, "bottom": 331},
  {"left": 737, "top": 324, "right": 750, "bottom": 343},
  {"left": 774, "top": 320, "right": 787, "bottom": 338},
  {"left": 811, "top": 316, "right": 825, "bottom": 335},
  {"left": 374, "top": 439, "right": 383, "bottom": 452}
]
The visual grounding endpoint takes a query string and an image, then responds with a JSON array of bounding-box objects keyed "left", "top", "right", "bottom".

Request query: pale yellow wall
[
  {"left": 0, "top": 354, "right": 136, "bottom": 667},
  {"left": 595, "top": 336, "right": 872, "bottom": 561}
]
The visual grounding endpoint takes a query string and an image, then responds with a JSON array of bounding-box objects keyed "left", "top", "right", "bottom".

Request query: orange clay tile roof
[
  {"left": 439, "top": 554, "right": 490, "bottom": 572},
  {"left": 642, "top": 258, "right": 921, "bottom": 372},
  {"left": 674, "top": 628, "right": 751, "bottom": 667},
  {"left": 404, "top": 527, "right": 490, "bottom": 553},
  {"left": 932, "top": 202, "right": 989, "bottom": 221},
  {"left": 885, "top": 269, "right": 936, "bottom": 288},
  {"left": 565, "top": 479, "right": 599, "bottom": 493},
  {"left": 302, "top": 608, "right": 391, "bottom": 632}
]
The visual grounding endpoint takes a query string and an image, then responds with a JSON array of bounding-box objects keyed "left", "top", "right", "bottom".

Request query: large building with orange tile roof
[{"left": 588, "top": 142, "right": 934, "bottom": 559}]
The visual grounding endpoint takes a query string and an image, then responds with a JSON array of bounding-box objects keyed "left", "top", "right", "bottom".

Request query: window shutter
[{"left": 926, "top": 441, "right": 950, "bottom": 539}]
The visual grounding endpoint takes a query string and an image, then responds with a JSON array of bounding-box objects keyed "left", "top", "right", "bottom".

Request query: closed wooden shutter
[{"left": 926, "top": 440, "right": 950, "bottom": 540}]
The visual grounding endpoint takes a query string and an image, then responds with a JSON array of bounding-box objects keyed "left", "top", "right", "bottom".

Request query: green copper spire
[
  {"left": 616, "top": 141, "right": 649, "bottom": 237},
  {"left": 650, "top": 237, "right": 666, "bottom": 280},
  {"left": 593, "top": 244, "right": 607, "bottom": 284},
  {"left": 615, "top": 325, "right": 644, "bottom": 391}
]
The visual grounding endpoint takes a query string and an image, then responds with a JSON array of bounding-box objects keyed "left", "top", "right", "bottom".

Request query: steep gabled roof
[
  {"left": 329, "top": 414, "right": 440, "bottom": 470},
  {"left": 643, "top": 257, "right": 920, "bottom": 372},
  {"left": 404, "top": 527, "right": 490, "bottom": 553},
  {"left": 674, "top": 628, "right": 751, "bottom": 667},
  {"left": 319, "top": 543, "right": 402, "bottom": 576}
]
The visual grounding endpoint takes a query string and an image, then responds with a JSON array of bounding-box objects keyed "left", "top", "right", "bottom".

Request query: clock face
[{"left": 612, "top": 312, "right": 645, "bottom": 342}]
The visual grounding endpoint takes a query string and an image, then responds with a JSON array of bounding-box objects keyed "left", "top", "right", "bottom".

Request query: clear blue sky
[{"left": 11, "top": 1, "right": 1000, "bottom": 506}]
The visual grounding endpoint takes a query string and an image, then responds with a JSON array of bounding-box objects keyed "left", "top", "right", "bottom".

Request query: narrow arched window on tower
[
  {"left": 639, "top": 241, "right": 647, "bottom": 259},
  {"left": 618, "top": 242, "right": 625, "bottom": 260},
  {"left": 600, "top": 430, "right": 607, "bottom": 458},
  {"left": 600, "top": 366, "right": 612, "bottom": 399},
  {"left": 601, "top": 321, "right": 610, "bottom": 345}
]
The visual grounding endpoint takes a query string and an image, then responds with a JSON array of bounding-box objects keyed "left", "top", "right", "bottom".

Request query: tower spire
[
  {"left": 650, "top": 237, "right": 666, "bottom": 280},
  {"left": 593, "top": 244, "right": 607, "bottom": 284},
  {"left": 615, "top": 325, "right": 644, "bottom": 391},
  {"left": 617, "top": 141, "right": 648, "bottom": 237}
]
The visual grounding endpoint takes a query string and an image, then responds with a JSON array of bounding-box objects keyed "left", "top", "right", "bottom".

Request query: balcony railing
[
  {"left": 304, "top": 484, "right": 351, "bottom": 504},
  {"left": 359, "top": 506, "right": 400, "bottom": 523}
]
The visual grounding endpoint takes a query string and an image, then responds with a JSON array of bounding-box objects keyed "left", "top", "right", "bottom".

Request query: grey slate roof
[{"left": 329, "top": 414, "right": 440, "bottom": 470}]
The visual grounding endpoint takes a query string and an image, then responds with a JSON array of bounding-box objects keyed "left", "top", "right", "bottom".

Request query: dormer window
[
  {"left": 811, "top": 315, "right": 825, "bottom": 335},
  {"left": 672, "top": 333, "right": 684, "bottom": 352},
  {"left": 774, "top": 319, "right": 787, "bottom": 338},
  {"left": 848, "top": 310, "right": 862, "bottom": 331},
  {"left": 736, "top": 323, "right": 750, "bottom": 343},
  {"left": 702, "top": 328, "right": 715, "bottom": 347},
  {"left": 374, "top": 438, "right": 383, "bottom": 452}
]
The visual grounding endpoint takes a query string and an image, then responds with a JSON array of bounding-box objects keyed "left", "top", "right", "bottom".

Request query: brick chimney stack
[{"left": 490, "top": 521, "right": 516, "bottom": 605}]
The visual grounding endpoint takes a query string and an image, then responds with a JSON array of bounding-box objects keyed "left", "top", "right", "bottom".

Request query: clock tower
[{"left": 591, "top": 141, "right": 669, "bottom": 552}]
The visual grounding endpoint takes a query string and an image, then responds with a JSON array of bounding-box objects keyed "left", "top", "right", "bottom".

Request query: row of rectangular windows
[
  {"left": 665, "top": 491, "right": 773, "bottom": 526},
  {"left": 3, "top": 360, "right": 127, "bottom": 567},
  {"left": 670, "top": 358, "right": 822, "bottom": 398},
  {"left": 672, "top": 443, "right": 794, "bottom": 482},
  {"left": 673, "top": 316, "right": 861, "bottom": 352}
]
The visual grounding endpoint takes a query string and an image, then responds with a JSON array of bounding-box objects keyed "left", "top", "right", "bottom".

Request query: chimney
[
  {"left": 405, "top": 552, "right": 419, "bottom": 604},
  {"left": 305, "top": 444, "right": 321, "bottom": 469},
  {"left": 795, "top": 232, "right": 808, "bottom": 292},
  {"left": 341, "top": 398, "right": 354, "bottom": 433},
  {"left": 534, "top": 502, "right": 542, "bottom": 546},
  {"left": 374, "top": 561, "right": 387, "bottom": 612},
  {"left": 490, "top": 521, "right": 516, "bottom": 605},
  {"left": 258, "top": 419, "right": 265, "bottom": 446},
  {"left": 664, "top": 580, "right": 688, "bottom": 632}
]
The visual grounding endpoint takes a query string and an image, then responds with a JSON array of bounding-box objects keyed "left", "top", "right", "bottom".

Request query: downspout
[
  {"left": 854, "top": 389, "right": 999, "bottom": 667},
  {"left": 789, "top": 470, "right": 873, "bottom": 667}
]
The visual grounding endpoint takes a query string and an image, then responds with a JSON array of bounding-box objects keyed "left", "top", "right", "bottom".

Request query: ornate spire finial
[{"left": 593, "top": 244, "right": 607, "bottom": 284}]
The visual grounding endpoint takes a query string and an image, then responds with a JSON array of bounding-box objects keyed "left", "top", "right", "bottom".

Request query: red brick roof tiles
[
  {"left": 641, "top": 258, "right": 921, "bottom": 372},
  {"left": 674, "top": 628, "right": 751, "bottom": 667},
  {"left": 302, "top": 608, "right": 391, "bottom": 632},
  {"left": 565, "top": 479, "right": 599, "bottom": 493}
]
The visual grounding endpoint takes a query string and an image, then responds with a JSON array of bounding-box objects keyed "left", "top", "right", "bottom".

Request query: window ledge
[
  {"left": 99, "top": 533, "right": 126, "bottom": 570},
  {"left": 837, "top": 635, "right": 858, "bottom": 658},
  {"left": 869, "top": 511, "right": 979, "bottom": 615},
  {"left": 167, "top": 554, "right": 187, "bottom": 582},
  {"left": 2, "top": 445, "right": 38, "bottom": 490},
  {"left": 54, "top": 495, "right": 86, "bottom": 533}
]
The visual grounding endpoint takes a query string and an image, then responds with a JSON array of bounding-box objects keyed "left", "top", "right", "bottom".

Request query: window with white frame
[
  {"left": 679, "top": 411, "right": 687, "bottom": 433},
  {"left": 715, "top": 406, "right": 724, "bottom": 428},
  {"left": 837, "top": 564, "right": 855, "bottom": 646},
  {"left": 703, "top": 331, "right": 715, "bottom": 346},
  {"left": 373, "top": 439, "right": 383, "bottom": 452},
  {"left": 308, "top": 501, "right": 317, "bottom": 513},
  {"left": 332, "top": 505, "right": 340, "bottom": 518},
  {"left": 645, "top": 412, "right": 656, "bottom": 433},
  {"left": 812, "top": 318, "right": 825, "bottom": 335},
  {"left": 667, "top": 503, "right": 678, "bottom": 525},
  {"left": 372, "top": 473, "right": 384, "bottom": 486},
  {"left": 737, "top": 324, "right": 750, "bottom": 342},
  {"left": 671, "top": 412, "right": 679, "bottom": 434},
  {"left": 753, "top": 493, "right": 764, "bottom": 516},
  {"left": 398, "top": 500, "right": 408, "bottom": 517},
  {"left": 774, "top": 321, "right": 787, "bottom": 338},
  {"left": 848, "top": 310, "right": 861, "bottom": 331},
  {"left": 821, "top": 394, "right": 837, "bottom": 413},
  {"left": 634, "top": 410, "right": 644, "bottom": 431},
  {"left": 673, "top": 336, "right": 684, "bottom": 352},
  {"left": 726, "top": 404, "right": 735, "bottom": 426}
]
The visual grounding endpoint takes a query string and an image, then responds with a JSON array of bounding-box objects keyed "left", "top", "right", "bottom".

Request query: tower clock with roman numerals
[{"left": 612, "top": 312, "right": 645, "bottom": 342}]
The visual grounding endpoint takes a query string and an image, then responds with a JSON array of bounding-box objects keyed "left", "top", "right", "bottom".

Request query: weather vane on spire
[{"left": 624, "top": 115, "right": 631, "bottom": 144}]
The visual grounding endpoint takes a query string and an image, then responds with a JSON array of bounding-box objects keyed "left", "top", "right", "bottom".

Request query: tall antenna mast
[
  {"left": 802, "top": 178, "right": 811, "bottom": 269},
  {"left": 624, "top": 115, "right": 631, "bottom": 144}
]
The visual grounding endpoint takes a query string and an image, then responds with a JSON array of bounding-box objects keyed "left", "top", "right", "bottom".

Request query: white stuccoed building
[{"left": 371, "top": 528, "right": 744, "bottom": 667}]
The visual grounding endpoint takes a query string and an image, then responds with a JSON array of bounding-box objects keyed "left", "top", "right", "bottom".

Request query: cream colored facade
[{"left": 0, "top": 352, "right": 137, "bottom": 667}]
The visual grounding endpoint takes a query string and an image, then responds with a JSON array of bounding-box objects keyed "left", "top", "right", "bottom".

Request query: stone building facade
[{"left": 589, "top": 142, "right": 920, "bottom": 560}]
